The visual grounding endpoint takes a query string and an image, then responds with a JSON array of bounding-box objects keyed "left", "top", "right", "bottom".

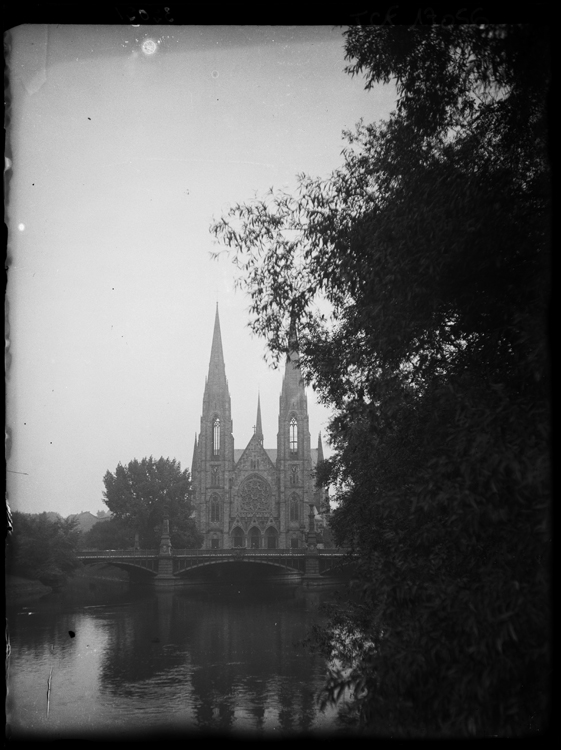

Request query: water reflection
[{"left": 7, "top": 577, "right": 350, "bottom": 738}]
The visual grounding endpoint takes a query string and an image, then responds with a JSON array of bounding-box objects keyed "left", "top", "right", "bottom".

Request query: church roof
[{"left": 233, "top": 447, "right": 321, "bottom": 466}]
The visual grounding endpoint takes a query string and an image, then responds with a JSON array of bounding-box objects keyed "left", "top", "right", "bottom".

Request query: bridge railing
[
  {"left": 172, "top": 548, "right": 306, "bottom": 557},
  {"left": 78, "top": 547, "right": 350, "bottom": 558},
  {"left": 317, "top": 548, "right": 350, "bottom": 554},
  {"left": 172, "top": 547, "right": 350, "bottom": 556},
  {"left": 78, "top": 549, "right": 158, "bottom": 557}
]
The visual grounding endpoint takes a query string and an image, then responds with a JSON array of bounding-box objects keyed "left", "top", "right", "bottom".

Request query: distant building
[
  {"left": 191, "top": 307, "right": 328, "bottom": 550},
  {"left": 68, "top": 511, "right": 109, "bottom": 534}
]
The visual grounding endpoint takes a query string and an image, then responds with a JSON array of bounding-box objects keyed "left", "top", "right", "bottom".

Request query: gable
[
  {"left": 235, "top": 433, "right": 276, "bottom": 472},
  {"left": 235, "top": 447, "right": 319, "bottom": 467}
]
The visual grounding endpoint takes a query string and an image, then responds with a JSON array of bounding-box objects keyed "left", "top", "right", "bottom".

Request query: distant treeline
[{"left": 6, "top": 512, "right": 81, "bottom": 589}]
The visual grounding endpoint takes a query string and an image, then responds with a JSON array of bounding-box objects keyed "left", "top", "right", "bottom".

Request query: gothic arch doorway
[
  {"left": 248, "top": 526, "right": 261, "bottom": 549},
  {"left": 232, "top": 527, "right": 244, "bottom": 548},
  {"left": 265, "top": 527, "right": 278, "bottom": 549}
]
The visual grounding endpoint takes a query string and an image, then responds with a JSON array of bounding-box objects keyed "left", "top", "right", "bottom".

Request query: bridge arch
[
  {"left": 319, "top": 558, "right": 356, "bottom": 577},
  {"left": 79, "top": 558, "right": 157, "bottom": 578},
  {"left": 77, "top": 548, "right": 352, "bottom": 583},
  {"left": 173, "top": 556, "right": 305, "bottom": 580}
]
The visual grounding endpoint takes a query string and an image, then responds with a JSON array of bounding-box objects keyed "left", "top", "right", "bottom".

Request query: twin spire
[{"left": 204, "top": 305, "right": 322, "bottom": 452}]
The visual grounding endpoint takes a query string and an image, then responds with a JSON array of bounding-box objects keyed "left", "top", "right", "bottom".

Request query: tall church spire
[
  {"left": 288, "top": 310, "right": 298, "bottom": 353},
  {"left": 205, "top": 304, "right": 228, "bottom": 396},
  {"left": 277, "top": 311, "right": 311, "bottom": 517},
  {"left": 317, "top": 432, "right": 324, "bottom": 463},
  {"left": 191, "top": 432, "right": 198, "bottom": 476},
  {"left": 255, "top": 393, "right": 263, "bottom": 443},
  {"left": 196, "top": 306, "right": 234, "bottom": 550},
  {"left": 280, "top": 312, "right": 306, "bottom": 408}
]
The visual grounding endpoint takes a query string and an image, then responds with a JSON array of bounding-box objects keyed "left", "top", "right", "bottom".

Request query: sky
[{"left": 6, "top": 25, "right": 396, "bottom": 517}]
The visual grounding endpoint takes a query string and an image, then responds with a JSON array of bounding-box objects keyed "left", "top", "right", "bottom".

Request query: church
[{"left": 191, "top": 307, "right": 326, "bottom": 550}]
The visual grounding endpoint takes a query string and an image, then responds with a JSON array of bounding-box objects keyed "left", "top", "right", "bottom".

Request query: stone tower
[
  {"left": 191, "top": 305, "right": 235, "bottom": 550},
  {"left": 192, "top": 307, "right": 324, "bottom": 550},
  {"left": 276, "top": 315, "right": 314, "bottom": 549}
]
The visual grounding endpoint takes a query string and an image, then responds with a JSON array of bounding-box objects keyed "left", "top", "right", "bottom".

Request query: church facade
[{"left": 191, "top": 307, "right": 326, "bottom": 550}]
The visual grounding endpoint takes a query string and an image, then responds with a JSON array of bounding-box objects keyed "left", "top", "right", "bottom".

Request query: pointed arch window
[
  {"left": 213, "top": 417, "right": 220, "bottom": 455},
  {"left": 210, "top": 495, "right": 220, "bottom": 523},
  {"left": 289, "top": 494, "right": 299, "bottom": 522},
  {"left": 289, "top": 417, "right": 298, "bottom": 453},
  {"left": 211, "top": 466, "right": 219, "bottom": 487},
  {"left": 290, "top": 465, "right": 298, "bottom": 485}
]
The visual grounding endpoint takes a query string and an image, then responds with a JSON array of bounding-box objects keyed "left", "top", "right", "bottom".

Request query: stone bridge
[{"left": 77, "top": 547, "right": 353, "bottom": 586}]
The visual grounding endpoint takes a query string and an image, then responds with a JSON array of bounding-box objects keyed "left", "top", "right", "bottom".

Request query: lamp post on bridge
[{"left": 159, "top": 506, "right": 172, "bottom": 556}]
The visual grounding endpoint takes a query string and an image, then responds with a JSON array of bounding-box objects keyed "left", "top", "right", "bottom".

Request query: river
[{"left": 6, "top": 575, "right": 354, "bottom": 739}]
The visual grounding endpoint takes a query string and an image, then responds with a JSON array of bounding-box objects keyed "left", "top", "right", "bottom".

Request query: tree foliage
[
  {"left": 102, "top": 456, "right": 203, "bottom": 549},
  {"left": 6, "top": 512, "right": 81, "bottom": 589},
  {"left": 210, "top": 25, "right": 550, "bottom": 737},
  {"left": 80, "top": 516, "right": 134, "bottom": 550}
]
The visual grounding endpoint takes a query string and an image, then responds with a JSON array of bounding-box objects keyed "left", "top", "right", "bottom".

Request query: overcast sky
[{"left": 6, "top": 25, "right": 395, "bottom": 517}]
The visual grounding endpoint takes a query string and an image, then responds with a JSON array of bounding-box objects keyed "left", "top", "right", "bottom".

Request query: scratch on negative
[{"left": 46, "top": 666, "right": 53, "bottom": 718}]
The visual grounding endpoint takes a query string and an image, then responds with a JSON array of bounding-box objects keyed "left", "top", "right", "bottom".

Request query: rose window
[{"left": 239, "top": 475, "right": 272, "bottom": 516}]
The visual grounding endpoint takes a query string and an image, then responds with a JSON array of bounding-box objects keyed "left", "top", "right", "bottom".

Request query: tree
[
  {"left": 102, "top": 456, "right": 203, "bottom": 549},
  {"left": 210, "top": 26, "right": 550, "bottom": 736},
  {"left": 80, "top": 516, "right": 133, "bottom": 550},
  {"left": 6, "top": 512, "right": 81, "bottom": 589}
]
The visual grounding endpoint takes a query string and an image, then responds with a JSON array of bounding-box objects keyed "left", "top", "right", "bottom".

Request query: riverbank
[{"left": 6, "top": 575, "right": 52, "bottom": 603}]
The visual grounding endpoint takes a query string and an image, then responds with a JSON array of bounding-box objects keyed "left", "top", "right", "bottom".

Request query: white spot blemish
[
  {"left": 142, "top": 39, "right": 157, "bottom": 56},
  {"left": 18, "top": 223, "right": 25, "bottom": 231}
]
